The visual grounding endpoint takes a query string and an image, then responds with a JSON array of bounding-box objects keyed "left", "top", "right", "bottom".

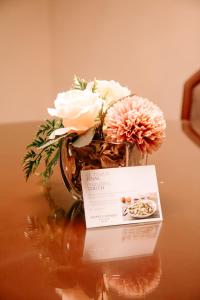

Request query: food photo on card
[{"left": 81, "top": 165, "right": 162, "bottom": 228}]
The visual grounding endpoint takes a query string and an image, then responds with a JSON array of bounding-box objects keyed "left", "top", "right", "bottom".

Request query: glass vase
[{"left": 60, "top": 140, "right": 147, "bottom": 201}]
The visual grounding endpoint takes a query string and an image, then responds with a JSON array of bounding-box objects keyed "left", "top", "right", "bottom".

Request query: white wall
[{"left": 0, "top": 0, "right": 200, "bottom": 123}]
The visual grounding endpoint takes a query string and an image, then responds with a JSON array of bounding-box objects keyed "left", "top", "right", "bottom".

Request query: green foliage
[
  {"left": 73, "top": 76, "right": 98, "bottom": 93},
  {"left": 41, "top": 145, "right": 61, "bottom": 179},
  {"left": 44, "top": 144, "right": 57, "bottom": 164},
  {"left": 27, "top": 136, "right": 45, "bottom": 148},
  {"left": 23, "top": 119, "right": 64, "bottom": 181},
  {"left": 36, "top": 119, "right": 63, "bottom": 137},
  {"left": 23, "top": 149, "right": 36, "bottom": 162},
  {"left": 91, "top": 79, "right": 97, "bottom": 93},
  {"left": 73, "top": 75, "right": 87, "bottom": 90},
  {"left": 23, "top": 153, "right": 42, "bottom": 180}
]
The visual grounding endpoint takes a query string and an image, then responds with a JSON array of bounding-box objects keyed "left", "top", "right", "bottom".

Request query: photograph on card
[{"left": 121, "top": 192, "right": 160, "bottom": 222}]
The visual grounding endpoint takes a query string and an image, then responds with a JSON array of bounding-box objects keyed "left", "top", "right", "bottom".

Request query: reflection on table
[
  {"left": 83, "top": 222, "right": 161, "bottom": 261},
  {"left": 24, "top": 201, "right": 162, "bottom": 300}
]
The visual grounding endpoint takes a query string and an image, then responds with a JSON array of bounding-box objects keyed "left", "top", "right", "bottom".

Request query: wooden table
[{"left": 0, "top": 120, "right": 200, "bottom": 300}]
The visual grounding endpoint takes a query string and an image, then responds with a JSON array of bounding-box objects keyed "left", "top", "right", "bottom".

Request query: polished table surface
[{"left": 0, "top": 120, "right": 200, "bottom": 300}]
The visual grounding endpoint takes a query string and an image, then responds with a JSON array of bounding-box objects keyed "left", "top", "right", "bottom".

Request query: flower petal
[
  {"left": 48, "top": 108, "right": 58, "bottom": 117},
  {"left": 49, "top": 128, "right": 69, "bottom": 139}
]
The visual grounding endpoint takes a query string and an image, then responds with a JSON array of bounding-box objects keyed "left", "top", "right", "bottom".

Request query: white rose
[
  {"left": 86, "top": 80, "right": 131, "bottom": 104},
  {"left": 48, "top": 89, "right": 102, "bottom": 138}
]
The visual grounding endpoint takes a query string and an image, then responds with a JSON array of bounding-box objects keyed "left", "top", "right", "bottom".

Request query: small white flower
[
  {"left": 48, "top": 89, "right": 102, "bottom": 135},
  {"left": 87, "top": 80, "right": 131, "bottom": 106}
]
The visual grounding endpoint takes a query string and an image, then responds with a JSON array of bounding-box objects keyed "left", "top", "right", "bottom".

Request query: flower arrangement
[{"left": 23, "top": 76, "right": 166, "bottom": 183}]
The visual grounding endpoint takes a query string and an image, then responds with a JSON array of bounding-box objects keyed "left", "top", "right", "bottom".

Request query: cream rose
[
  {"left": 86, "top": 80, "right": 131, "bottom": 104},
  {"left": 48, "top": 89, "right": 102, "bottom": 138}
]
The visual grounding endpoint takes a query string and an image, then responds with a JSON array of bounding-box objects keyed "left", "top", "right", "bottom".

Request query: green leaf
[
  {"left": 23, "top": 150, "right": 36, "bottom": 163},
  {"left": 73, "top": 75, "right": 87, "bottom": 90},
  {"left": 23, "top": 160, "right": 34, "bottom": 179},
  {"left": 44, "top": 145, "right": 57, "bottom": 165},
  {"left": 27, "top": 136, "right": 45, "bottom": 148},
  {"left": 23, "top": 118, "right": 64, "bottom": 180},
  {"left": 72, "top": 127, "right": 95, "bottom": 148},
  {"left": 41, "top": 147, "right": 60, "bottom": 179},
  {"left": 92, "top": 78, "right": 97, "bottom": 93},
  {"left": 36, "top": 119, "right": 63, "bottom": 137},
  {"left": 23, "top": 154, "right": 42, "bottom": 180}
]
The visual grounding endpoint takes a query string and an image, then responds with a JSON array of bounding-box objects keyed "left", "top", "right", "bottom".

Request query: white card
[{"left": 81, "top": 165, "right": 162, "bottom": 228}]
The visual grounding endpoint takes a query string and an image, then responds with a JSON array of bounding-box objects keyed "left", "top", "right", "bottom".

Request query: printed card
[{"left": 81, "top": 165, "right": 162, "bottom": 228}]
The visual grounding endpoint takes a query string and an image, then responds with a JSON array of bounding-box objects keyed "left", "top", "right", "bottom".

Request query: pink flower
[{"left": 104, "top": 96, "right": 166, "bottom": 153}]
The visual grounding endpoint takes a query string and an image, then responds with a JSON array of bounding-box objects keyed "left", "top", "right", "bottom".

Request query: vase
[{"left": 60, "top": 140, "right": 147, "bottom": 201}]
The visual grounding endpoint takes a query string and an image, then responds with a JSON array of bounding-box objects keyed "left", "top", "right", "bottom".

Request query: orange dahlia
[{"left": 104, "top": 96, "right": 166, "bottom": 153}]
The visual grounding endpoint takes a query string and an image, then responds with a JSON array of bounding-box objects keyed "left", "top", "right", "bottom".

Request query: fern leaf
[
  {"left": 23, "top": 154, "right": 42, "bottom": 180},
  {"left": 44, "top": 145, "right": 57, "bottom": 165},
  {"left": 36, "top": 119, "right": 63, "bottom": 137},
  {"left": 27, "top": 136, "right": 45, "bottom": 148},
  {"left": 41, "top": 147, "right": 60, "bottom": 179},
  {"left": 23, "top": 118, "right": 65, "bottom": 180},
  {"left": 23, "top": 150, "right": 36, "bottom": 163}
]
